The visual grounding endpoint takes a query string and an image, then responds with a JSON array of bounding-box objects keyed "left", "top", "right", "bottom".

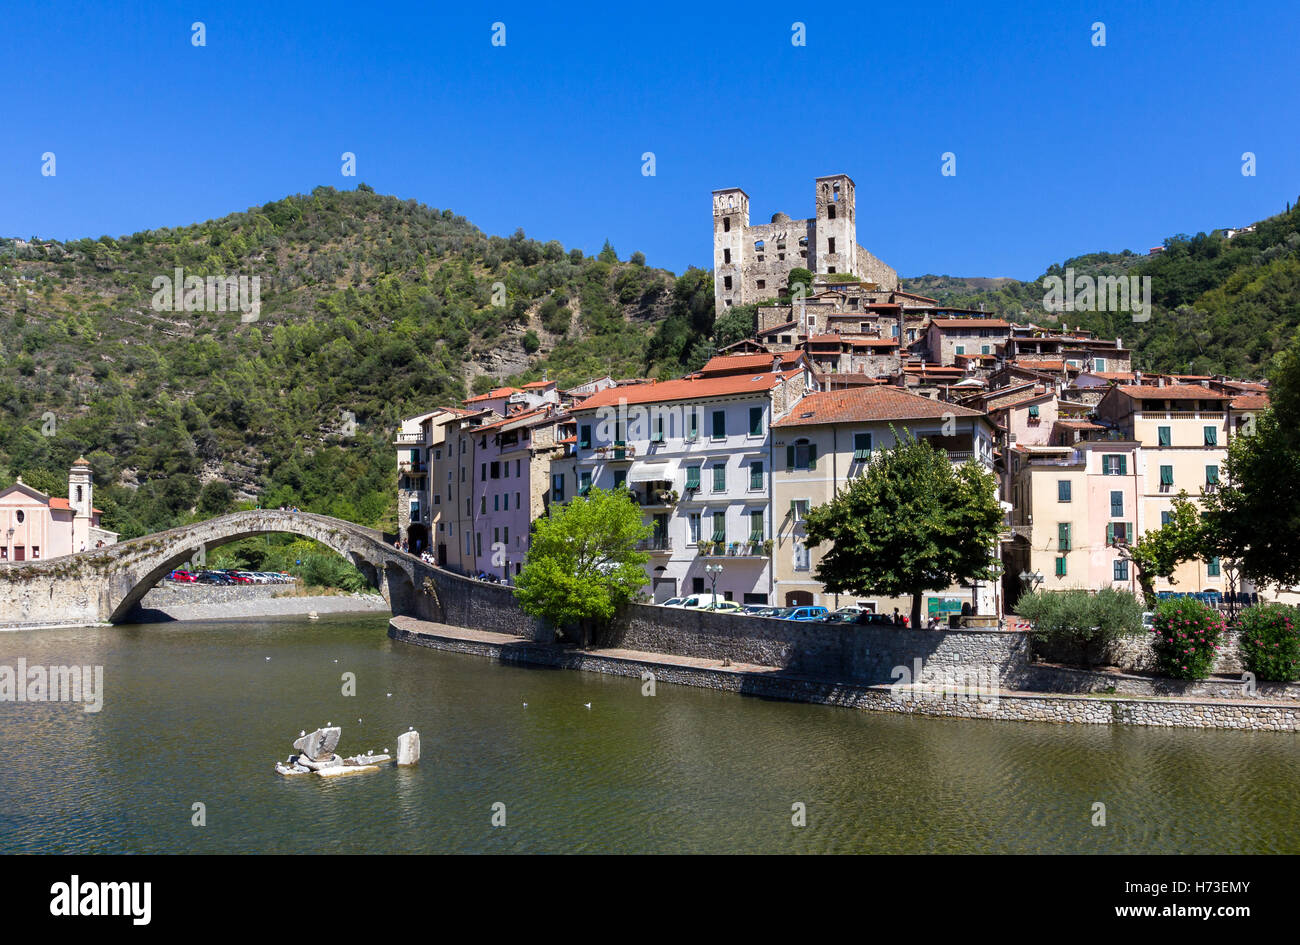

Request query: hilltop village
[{"left": 395, "top": 175, "right": 1272, "bottom": 618}]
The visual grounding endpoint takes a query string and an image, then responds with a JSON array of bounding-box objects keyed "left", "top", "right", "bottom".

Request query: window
[
  {"left": 687, "top": 409, "right": 699, "bottom": 440},
  {"left": 711, "top": 410, "right": 726, "bottom": 440},
  {"left": 1058, "top": 480, "right": 1072, "bottom": 502},
  {"left": 756, "top": 280, "right": 765, "bottom": 290},
  {"left": 652, "top": 414, "right": 664, "bottom": 442},
  {"left": 1204, "top": 426, "right": 1218, "bottom": 446},
  {"left": 794, "top": 542, "right": 810, "bottom": 571},
  {"left": 1103, "top": 454, "right": 1127, "bottom": 476},
  {"left": 1094, "top": 358, "right": 1106, "bottom": 372},
  {"left": 828, "top": 204, "right": 836, "bottom": 219},
  {"left": 504, "top": 526, "right": 509, "bottom": 545},
  {"left": 613, "top": 470, "right": 627, "bottom": 489},
  {"left": 791, "top": 499, "right": 810, "bottom": 522},
  {"left": 828, "top": 237, "right": 836, "bottom": 254},
  {"left": 1055, "top": 556, "right": 1067, "bottom": 577},
  {"left": 722, "top": 218, "right": 730, "bottom": 233},
  {"left": 481, "top": 463, "right": 487, "bottom": 481},
  {"left": 723, "top": 248, "right": 731, "bottom": 264},
  {"left": 711, "top": 512, "right": 726, "bottom": 542},
  {"left": 475, "top": 533, "right": 483, "bottom": 557},
  {"left": 579, "top": 471, "right": 592, "bottom": 495},
  {"left": 460, "top": 466, "right": 466, "bottom": 482},
  {"left": 1157, "top": 426, "right": 1171, "bottom": 446},
  {"left": 579, "top": 425, "right": 592, "bottom": 449},
  {"left": 1106, "top": 522, "right": 1132, "bottom": 546},
  {"left": 685, "top": 465, "right": 701, "bottom": 490},
  {"left": 480, "top": 496, "right": 487, "bottom": 514},
  {"left": 692, "top": 577, "right": 705, "bottom": 594},
  {"left": 749, "top": 510, "right": 764, "bottom": 542},
  {"left": 1160, "top": 465, "right": 1174, "bottom": 490},
  {"left": 493, "top": 495, "right": 500, "bottom": 511},
  {"left": 1206, "top": 465, "right": 1219, "bottom": 486},
  {"left": 689, "top": 513, "right": 701, "bottom": 544},
  {"left": 1207, "top": 556, "right": 1221, "bottom": 577},
  {"left": 1057, "top": 522, "right": 1071, "bottom": 552},
  {"left": 493, "top": 527, "right": 500, "bottom": 544},
  {"left": 713, "top": 465, "right": 726, "bottom": 492},
  {"left": 1028, "top": 405, "right": 1040, "bottom": 420},
  {"left": 1114, "top": 560, "right": 1129, "bottom": 581},
  {"left": 981, "top": 345, "right": 991, "bottom": 355},
  {"left": 788, "top": 440, "right": 817, "bottom": 471},
  {"left": 724, "top": 276, "right": 732, "bottom": 290},
  {"left": 1161, "top": 510, "right": 1172, "bottom": 526},
  {"left": 749, "top": 406, "right": 763, "bottom": 437},
  {"left": 552, "top": 473, "right": 564, "bottom": 501},
  {"left": 516, "top": 491, "right": 521, "bottom": 509},
  {"left": 749, "top": 462, "right": 764, "bottom": 491},
  {"left": 955, "top": 345, "right": 965, "bottom": 355},
  {"left": 853, "top": 432, "right": 872, "bottom": 461},
  {"left": 1110, "top": 491, "right": 1124, "bottom": 518}
]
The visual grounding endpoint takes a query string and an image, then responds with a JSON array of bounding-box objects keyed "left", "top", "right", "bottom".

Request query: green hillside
[{"left": 0, "top": 185, "right": 715, "bottom": 538}]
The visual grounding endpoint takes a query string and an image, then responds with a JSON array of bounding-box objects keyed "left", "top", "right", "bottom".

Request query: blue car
[{"left": 779, "top": 606, "right": 829, "bottom": 622}]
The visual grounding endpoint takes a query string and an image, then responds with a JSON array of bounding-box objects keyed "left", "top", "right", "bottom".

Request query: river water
[{"left": 1, "top": 613, "right": 1297, "bottom": 854}]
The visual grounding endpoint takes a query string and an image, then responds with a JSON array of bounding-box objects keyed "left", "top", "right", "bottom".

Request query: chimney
[
  {"left": 772, "top": 355, "right": 782, "bottom": 373},
  {"left": 1157, "top": 376, "right": 1166, "bottom": 388},
  {"left": 1134, "top": 370, "right": 1143, "bottom": 385}
]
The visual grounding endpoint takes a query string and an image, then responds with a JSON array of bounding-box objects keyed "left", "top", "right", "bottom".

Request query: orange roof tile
[
  {"left": 774, "top": 386, "right": 985, "bottom": 428},
  {"left": 931, "top": 318, "right": 1012, "bottom": 329},
  {"left": 1117, "top": 384, "right": 1231, "bottom": 401},
  {"left": 1230, "top": 393, "right": 1269, "bottom": 409},
  {"left": 573, "top": 372, "right": 788, "bottom": 411},
  {"left": 697, "top": 351, "right": 803, "bottom": 376}
]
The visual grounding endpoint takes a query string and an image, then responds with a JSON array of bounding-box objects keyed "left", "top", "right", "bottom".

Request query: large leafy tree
[
  {"left": 1119, "top": 491, "right": 1207, "bottom": 603},
  {"left": 802, "top": 433, "right": 1003, "bottom": 628},
  {"left": 1202, "top": 333, "right": 1300, "bottom": 586},
  {"left": 513, "top": 488, "right": 651, "bottom": 645}
]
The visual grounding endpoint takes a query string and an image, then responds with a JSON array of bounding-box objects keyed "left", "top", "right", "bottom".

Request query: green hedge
[{"left": 1016, "top": 588, "right": 1144, "bottom": 662}]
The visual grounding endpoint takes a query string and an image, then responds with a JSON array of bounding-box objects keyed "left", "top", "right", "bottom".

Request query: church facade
[{"left": 0, "top": 458, "right": 117, "bottom": 561}]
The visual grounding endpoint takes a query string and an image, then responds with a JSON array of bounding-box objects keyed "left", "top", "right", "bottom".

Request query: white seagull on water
[{"left": 584, "top": 702, "right": 592, "bottom": 710}]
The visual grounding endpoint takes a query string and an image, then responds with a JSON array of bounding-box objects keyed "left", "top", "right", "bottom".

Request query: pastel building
[
  {"left": 562, "top": 362, "right": 807, "bottom": 604},
  {"left": 0, "top": 459, "right": 117, "bottom": 561},
  {"left": 770, "top": 386, "right": 1000, "bottom": 616}
]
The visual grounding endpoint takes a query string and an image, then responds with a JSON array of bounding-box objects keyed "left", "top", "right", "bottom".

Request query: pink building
[{"left": 0, "top": 459, "right": 116, "bottom": 561}]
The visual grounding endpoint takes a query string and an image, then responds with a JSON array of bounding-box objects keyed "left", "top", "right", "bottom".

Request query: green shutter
[
  {"left": 1160, "top": 465, "right": 1173, "bottom": 485},
  {"left": 1106, "top": 522, "right": 1115, "bottom": 546},
  {"left": 579, "top": 425, "right": 591, "bottom": 449},
  {"left": 786, "top": 444, "right": 795, "bottom": 469},
  {"left": 1118, "top": 455, "right": 1127, "bottom": 475},
  {"left": 711, "top": 514, "right": 726, "bottom": 542},
  {"left": 750, "top": 463, "right": 763, "bottom": 490},
  {"left": 1158, "top": 426, "right": 1171, "bottom": 446},
  {"left": 1055, "top": 556, "right": 1067, "bottom": 576},
  {"left": 749, "top": 407, "right": 762, "bottom": 436},
  {"left": 685, "top": 466, "right": 700, "bottom": 489},
  {"left": 808, "top": 443, "right": 817, "bottom": 471},
  {"left": 1058, "top": 522, "right": 1071, "bottom": 551},
  {"left": 1204, "top": 426, "right": 1217, "bottom": 446},
  {"left": 712, "top": 411, "right": 726, "bottom": 439},
  {"left": 1208, "top": 556, "right": 1221, "bottom": 576},
  {"left": 1206, "top": 465, "right": 1219, "bottom": 484}
]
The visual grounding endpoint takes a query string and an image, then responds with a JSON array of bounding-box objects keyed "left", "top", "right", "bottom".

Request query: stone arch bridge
[{"left": 0, "top": 510, "right": 448, "bottom": 627}]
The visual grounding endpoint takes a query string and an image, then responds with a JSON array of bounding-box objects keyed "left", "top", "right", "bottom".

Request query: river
[{"left": 1, "top": 613, "right": 1297, "bottom": 854}]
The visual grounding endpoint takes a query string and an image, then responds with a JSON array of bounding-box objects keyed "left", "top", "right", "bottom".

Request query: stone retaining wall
[
  {"left": 1033, "top": 629, "right": 1243, "bottom": 675},
  {"left": 390, "top": 620, "right": 1300, "bottom": 733}
]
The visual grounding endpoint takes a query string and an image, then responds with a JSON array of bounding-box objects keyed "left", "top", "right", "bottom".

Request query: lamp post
[
  {"left": 705, "top": 563, "right": 723, "bottom": 608},
  {"left": 1019, "top": 569, "right": 1044, "bottom": 592}
]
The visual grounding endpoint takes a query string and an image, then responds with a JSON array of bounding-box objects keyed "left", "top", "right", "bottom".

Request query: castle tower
[
  {"left": 813, "top": 174, "right": 857, "bottom": 278},
  {"left": 69, "top": 456, "right": 92, "bottom": 552},
  {"left": 712, "top": 188, "right": 749, "bottom": 309}
]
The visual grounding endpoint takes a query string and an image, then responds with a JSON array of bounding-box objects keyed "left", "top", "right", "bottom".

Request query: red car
[
  {"left": 230, "top": 572, "right": 254, "bottom": 584},
  {"left": 168, "top": 569, "right": 198, "bottom": 583}
]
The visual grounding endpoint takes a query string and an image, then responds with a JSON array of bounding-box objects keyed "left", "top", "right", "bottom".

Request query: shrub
[
  {"left": 1150, "top": 598, "right": 1225, "bottom": 680},
  {"left": 1017, "top": 588, "right": 1144, "bottom": 663},
  {"left": 1238, "top": 603, "right": 1300, "bottom": 682},
  {"left": 521, "top": 330, "right": 540, "bottom": 354}
]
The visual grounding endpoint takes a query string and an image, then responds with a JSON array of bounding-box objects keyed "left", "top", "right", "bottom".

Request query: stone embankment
[
  {"left": 125, "top": 583, "right": 389, "bottom": 622},
  {"left": 388, "top": 616, "right": 1300, "bottom": 733}
]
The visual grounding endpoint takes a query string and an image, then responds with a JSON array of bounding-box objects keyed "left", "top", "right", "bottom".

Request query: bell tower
[
  {"left": 814, "top": 174, "right": 857, "bottom": 277},
  {"left": 69, "top": 456, "right": 93, "bottom": 552}
]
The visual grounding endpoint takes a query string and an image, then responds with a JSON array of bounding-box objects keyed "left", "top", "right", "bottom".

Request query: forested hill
[
  {"left": 0, "top": 185, "right": 719, "bottom": 538},
  {"left": 903, "top": 198, "right": 1300, "bottom": 377}
]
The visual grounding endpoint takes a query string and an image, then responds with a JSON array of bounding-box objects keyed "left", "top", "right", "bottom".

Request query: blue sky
[{"left": 3, "top": 1, "right": 1297, "bottom": 280}]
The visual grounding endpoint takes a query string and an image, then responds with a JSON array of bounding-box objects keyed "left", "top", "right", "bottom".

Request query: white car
[{"left": 660, "top": 597, "right": 687, "bottom": 607}]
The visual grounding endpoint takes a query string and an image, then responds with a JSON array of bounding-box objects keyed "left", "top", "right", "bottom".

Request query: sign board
[{"left": 927, "top": 596, "right": 963, "bottom": 616}]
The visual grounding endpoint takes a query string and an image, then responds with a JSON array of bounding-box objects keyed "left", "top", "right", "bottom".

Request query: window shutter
[
  {"left": 1106, "top": 522, "right": 1115, "bottom": 546},
  {"left": 1118, "top": 455, "right": 1127, "bottom": 475},
  {"left": 808, "top": 443, "right": 817, "bottom": 470},
  {"left": 787, "top": 444, "right": 795, "bottom": 469}
]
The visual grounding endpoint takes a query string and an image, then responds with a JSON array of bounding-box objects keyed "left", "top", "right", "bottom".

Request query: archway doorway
[{"left": 785, "top": 590, "right": 813, "bottom": 607}]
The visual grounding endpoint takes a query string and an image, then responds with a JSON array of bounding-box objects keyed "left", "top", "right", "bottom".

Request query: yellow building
[{"left": 770, "top": 385, "right": 999, "bottom": 619}]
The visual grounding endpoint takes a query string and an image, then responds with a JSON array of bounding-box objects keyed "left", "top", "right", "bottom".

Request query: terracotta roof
[
  {"left": 574, "top": 372, "right": 790, "bottom": 411},
  {"left": 43, "top": 496, "right": 104, "bottom": 514},
  {"left": 464, "top": 386, "right": 522, "bottom": 404},
  {"left": 1117, "top": 384, "right": 1231, "bottom": 401},
  {"left": 522, "top": 380, "right": 554, "bottom": 389},
  {"left": 1012, "top": 359, "right": 1065, "bottom": 371},
  {"left": 850, "top": 339, "right": 899, "bottom": 348},
  {"left": 1055, "top": 420, "right": 1104, "bottom": 430},
  {"left": 930, "top": 318, "right": 1012, "bottom": 329},
  {"left": 1230, "top": 393, "right": 1269, "bottom": 409},
  {"left": 697, "top": 351, "right": 802, "bottom": 376},
  {"left": 774, "top": 386, "right": 985, "bottom": 428},
  {"left": 1091, "top": 372, "right": 1136, "bottom": 381},
  {"left": 757, "top": 320, "right": 798, "bottom": 335}
]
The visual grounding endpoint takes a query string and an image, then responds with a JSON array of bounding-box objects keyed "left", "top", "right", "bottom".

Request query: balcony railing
[
  {"left": 594, "top": 442, "right": 636, "bottom": 460},
  {"left": 395, "top": 433, "right": 424, "bottom": 445},
  {"left": 636, "top": 536, "right": 673, "bottom": 552},
  {"left": 398, "top": 461, "right": 427, "bottom": 476}
]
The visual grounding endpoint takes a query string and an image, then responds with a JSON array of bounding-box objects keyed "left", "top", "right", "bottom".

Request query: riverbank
[
  {"left": 389, "top": 616, "right": 1300, "bottom": 733},
  {"left": 124, "top": 583, "right": 389, "bottom": 623}
]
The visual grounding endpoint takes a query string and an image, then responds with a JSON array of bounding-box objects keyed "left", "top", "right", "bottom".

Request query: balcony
[
  {"left": 636, "top": 536, "right": 673, "bottom": 554},
  {"left": 695, "top": 539, "right": 772, "bottom": 558},
  {"left": 398, "top": 461, "right": 427, "bottom": 477},
  {"left": 394, "top": 432, "right": 425, "bottom": 446},
  {"left": 595, "top": 442, "right": 636, "bottom": 462}
]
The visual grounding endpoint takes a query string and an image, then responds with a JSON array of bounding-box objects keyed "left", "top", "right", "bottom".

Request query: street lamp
[
  {"left": 1019, "top": 569, "right": 1044, "bottom": 591},
  {"left": 705, "top": 563, "right": 724, "bottom": 607}
]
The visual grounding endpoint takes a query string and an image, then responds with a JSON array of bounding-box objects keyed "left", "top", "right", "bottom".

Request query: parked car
[
  {"left": 196, "top": 571, "right": 234, "bottom": 585},
  {"left": 168, "top": 569, "right": 197, "bottom": 583},
  {"left": 742, "top": 604, "right": 781, "bottom": 616},
  {"left": 854, "top": 612, "right": 897, "bottom": 626},
  {"left": 678, "top": 593, "right": 728, "bottom": 610},
  {"left": 819, "top": 611, "right": 859, "bottom": 624},
  {"left": 782, "top": 606, "right": 829, "bottom": 622},
  {"left": 700, "top": 600, "right": 743, "bottom": 614},
  {"left": 660, "top": 597, "right": 687, "bottom": 608}
]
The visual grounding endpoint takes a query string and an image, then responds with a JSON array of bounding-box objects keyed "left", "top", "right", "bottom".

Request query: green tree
[
  {"left": 513, "top": 488, "right": 651, "bottom": 645},
  {"left": 1202, "top": 333, "right": 1300, "bottom": 587},
  {"left": 803, "top": 433, "right": 1003, "bottom": 628},
  {"left": 1119, "top": 491, "right": 1205, "bottom": 603},
  {"left": 597, "top": 240, "right": 619, "bottom": 263},
  {"left": 787, "top": 267, "right": 814, "bottom": 294}
]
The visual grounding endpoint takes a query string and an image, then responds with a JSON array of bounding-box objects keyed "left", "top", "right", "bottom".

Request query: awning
[{"left": 627, "top": 461, "right": 677, "bottom": 483}]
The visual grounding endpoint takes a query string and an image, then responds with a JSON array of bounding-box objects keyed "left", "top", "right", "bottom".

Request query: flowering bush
[
  {"left": 1150, "top": 598, "right": 1225, "bottom": 680},
  {"left": 1238, "top": 603, "right": 1300, "bottom": 682}
]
